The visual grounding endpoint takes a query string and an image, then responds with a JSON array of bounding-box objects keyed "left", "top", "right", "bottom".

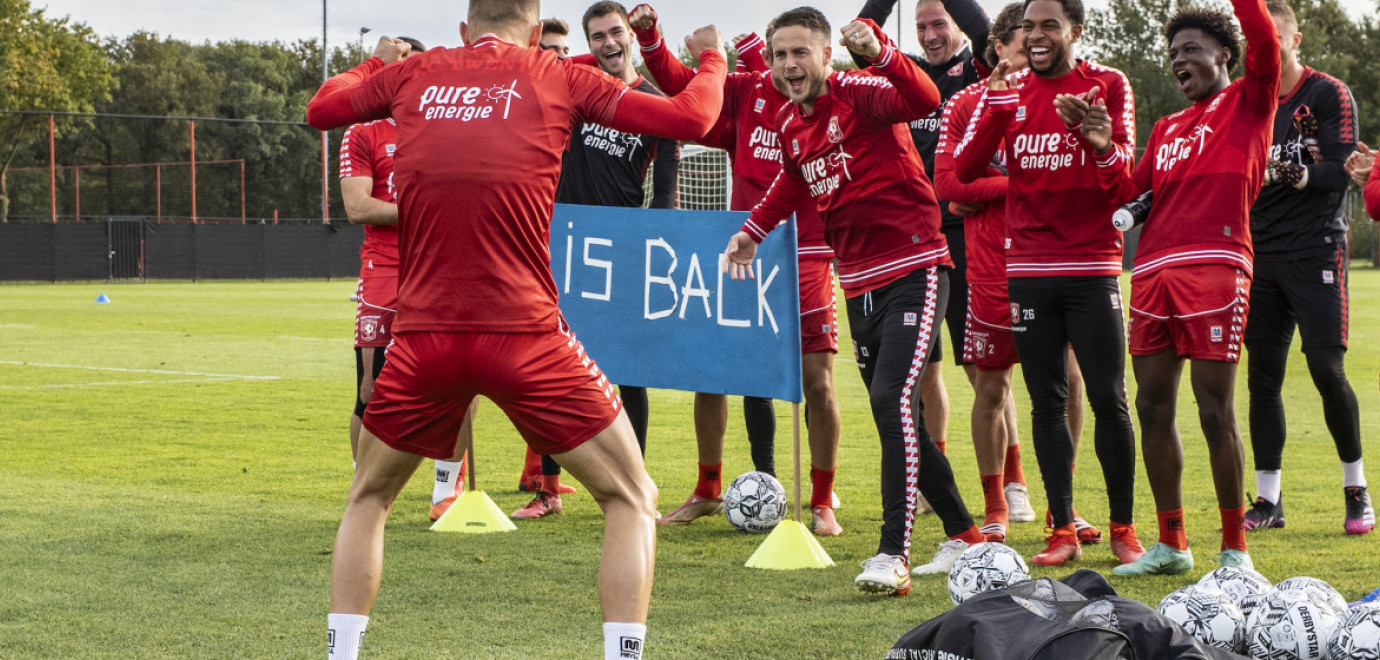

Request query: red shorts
[
  {"left": 799, "top": 259, "right": 839, "bottom": 354},
  {"left": 1130, "top": 264, "right": 1249, "bottom": 362},
  {"left": 963, "top": 283, "right": 1020, "bottom": 371},
  {"left": 361, "top": 321, "right": 623, "bottom": 458},
  {"left": 354, "top": 276, "right": 398, "bottom": 348}
]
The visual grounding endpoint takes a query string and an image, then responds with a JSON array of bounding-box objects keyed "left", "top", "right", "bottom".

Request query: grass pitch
[{"left": 2, "top": 274, "right": 1378, "bottom": 659}]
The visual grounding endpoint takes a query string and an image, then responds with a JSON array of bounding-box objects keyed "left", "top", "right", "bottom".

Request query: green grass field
[{"left": 2, "top": 274, "right": 1377, "bottom": 659}]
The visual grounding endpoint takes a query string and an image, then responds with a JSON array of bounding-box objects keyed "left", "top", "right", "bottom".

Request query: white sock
[
  {"left": 1256, "top": 470, "right": 1282, "bottom": 504},
  {"left": 1343, "top": 459, "right": 1368, "bottom": 488},
  {"left": 604, "top": 622, "right": 646, "bottom": 660},
  {"left": 433, "top": 461, "right": 463, "bottom": 505},
  {"left": 328, "top": 613, "right": 368, "bottom": 660}
]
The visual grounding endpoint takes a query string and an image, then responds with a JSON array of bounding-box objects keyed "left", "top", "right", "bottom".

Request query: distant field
[{"left": 2, "top": 275, "right": 1377, "bottom": 659}]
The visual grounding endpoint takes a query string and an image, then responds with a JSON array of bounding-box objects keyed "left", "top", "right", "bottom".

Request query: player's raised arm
[
  {"left": 580, "top": 25, "right": 728, "bottom": 140},
  {"left": 839, "top": 19, "right": 941, "bottom": 124},
  {"left": 733, "top": 33, "right": 768, "bottom": 73},
  {"left": 629, "top": 4, "right": 696, "bottom": 95},
  {"left": 944, "top": 0, "right": 993, "bottom": 71},
  {"left": 306, "top": 37, "right": 413, "bottom": 130},
  {"left": 1235, "top": 0, "right": 1280, "bottom": 106},
  {"left": 953, "top": 60, "right": 1014, "bottom": 183}
]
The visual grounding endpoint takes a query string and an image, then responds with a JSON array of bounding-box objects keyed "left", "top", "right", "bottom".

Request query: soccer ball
[
  {"left": 1274, "top": 577, "right": 1348, "bottom": 617},
  {"left": 1327, "top": 604, "right": 1380, "bottom": 660},
  {"left": 946, "top": 542, "right": 1030, "bottom": 605},
  {"left": 723, "top": 471, "right": 787, "bottom": 533},
  {"left": 1159, "top": 585, "right": 1201, "bottom": 614},
  {"left": 1247, "top": 590, "right": 1340, "bottom": 660},
  {"left": 1199, "top": 566, "right": 1273, "bottom": 606},
  {"left": 1159, "top": 587, "right": 1247, "bottom": 653}
]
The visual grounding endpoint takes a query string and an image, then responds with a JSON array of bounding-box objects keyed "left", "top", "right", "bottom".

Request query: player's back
[{"left": 358, "top": 36, "right": 628, "bottom": 333}]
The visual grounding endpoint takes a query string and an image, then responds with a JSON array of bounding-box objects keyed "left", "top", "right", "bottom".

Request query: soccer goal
[{"left": 643, "top": 144, "right": 733, "bottom": 211}]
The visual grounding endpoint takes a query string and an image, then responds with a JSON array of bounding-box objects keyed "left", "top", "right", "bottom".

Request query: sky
[{"left": 41, "top": 0, "right": 1372, "bottom": 60}]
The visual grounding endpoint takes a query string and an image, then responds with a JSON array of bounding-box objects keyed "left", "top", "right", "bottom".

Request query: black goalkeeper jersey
[
  {"left": 1249, "top": 66, "right": 1359, "bottom": 261},
  {"left": 556, "top": 76, "right": 679, "bottom": 209},
  {"left": 856, "top": 0, "right": 990, "bottom": 229}
]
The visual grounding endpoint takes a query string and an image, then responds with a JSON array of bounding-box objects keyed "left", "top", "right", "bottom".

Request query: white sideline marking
[
  {"left": 0, "top": 378, "right": 243, "bottom": 390},
  {"left": 0, "top": 361, "right": 280, "bottom": 380}
]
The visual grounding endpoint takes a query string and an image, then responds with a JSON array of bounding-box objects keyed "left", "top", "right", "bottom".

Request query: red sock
[
  {"left": 522, "top": 447, "right": 541, "bottom": 479},
  {"left": 810, "top": 466, "right": 835, "bottom": 509},
  {"left": 1220, "top": 505, "right": 1247, "bottom": 551},
  {"left": 694, "top": 463, "right": 723, "bottom": 500},
  {"left": 1003, "top": 444, "right": 1026, "bottom": 487},
  {"left": 1157, "top": 509, "right": 1188, "bottom": 550},
  {"left": 980, "top": 474, "right": 1008, "bottom": 522},
  {"left": 953, "top": 525, "right": 986, "bottom": 545},
  {"left": 539, "top": 473, "right": 563, "bottom": 497},
  {"left": 935, "top": 440, "right": 947, "bottom": 455}
]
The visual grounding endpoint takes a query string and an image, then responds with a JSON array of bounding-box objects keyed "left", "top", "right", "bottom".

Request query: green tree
[
  {"left": 0, "top": 0, "right": 113, "bottom": 221},
  {"left": 1084, "top": 0, "right": 1186, "bottom": 148}
]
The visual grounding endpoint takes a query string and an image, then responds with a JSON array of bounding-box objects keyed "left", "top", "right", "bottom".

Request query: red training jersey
[
  {"left": 742, "top": 45, "right": 949, "bottom": 297},
  {"left": 1097, "top": 0, "right": 1279, "bottom": 277},
  {"left": 339, "top": 119, "right": 400, "bottom": 273},
  {"left": 934, "top": 80, "right": 1009, "bottom": 288},
  {"left": 305, "top": 36, "right": 726, "bottom": 333},
  {"left": 954, "top": 61, "right": 1136, "bottom": 278},
  {"left": 638, "top": 32, "right": 834, "bottom": 261},
  {"left": 1367, "top": 156, "right": 1380, "bottom": 221}
]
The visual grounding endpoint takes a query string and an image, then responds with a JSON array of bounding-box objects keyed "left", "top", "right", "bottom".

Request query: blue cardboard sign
[{"left": 549, "top": 204, "right": 802, "bottom": 402}]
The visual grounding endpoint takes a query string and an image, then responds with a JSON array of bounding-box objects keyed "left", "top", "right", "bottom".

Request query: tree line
[{"left": 1, "top": 0, "right": 1377, "bottom": 223}]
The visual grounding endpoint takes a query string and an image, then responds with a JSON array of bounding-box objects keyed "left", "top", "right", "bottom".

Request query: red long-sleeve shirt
[
  {"left": 1367, "top": 157, "right": 1380, "bottom": 221},
  {"left": 1096, "top": 0, "right": 1279, "bottom": 277},
  {"left": 639, "top": 30, "right": 834, "bottom": 261},
  {"left": 306, "top": 36, "right": 725, "bottom": 332},
  {"left": 934, "top": 80, "right": 1008, "bottom": 288},
  {"left": 954, "top": 61, "right": 1135, "bottom": 278},
  {"left": 742, "top": 45, "right": 949, "bottom": 297}
]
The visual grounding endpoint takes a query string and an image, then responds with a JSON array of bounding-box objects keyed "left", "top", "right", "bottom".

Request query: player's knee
[
  {"left": 1197, "top": 405, "right": 1236, "bottom": 448},
  {"left": 803, "top": 377, "right": 835, "bottom": 409}
]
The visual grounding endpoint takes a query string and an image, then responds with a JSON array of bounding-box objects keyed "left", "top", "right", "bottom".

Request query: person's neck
[
  {"left": 617, "top": 68, "right": 639, "bottom": 85},
  {"left": 1279, "top": 60, "right": 1305, "bottom": 98},
  {"left": 472, "top": 29, "right": 526, "bottom": 46}
]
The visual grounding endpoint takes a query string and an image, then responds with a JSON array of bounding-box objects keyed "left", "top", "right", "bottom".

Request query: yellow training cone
[
  {"left": 430, "top": 490, "right": 517, "bottom": 533},
  {"left": 745, "top": 519, "right": 835, "bottom": 570}
]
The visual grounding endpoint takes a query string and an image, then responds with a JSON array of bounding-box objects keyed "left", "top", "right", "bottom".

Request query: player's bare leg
[
  {"left": 1116, "top": 350, "right": 1194, "bottom": 575},
  {"left": 1192, "top": 358, "right": 1249, "bottom": 564},
  {"left": 551, "top": 410, "right": 657, "bottom": 637},
  {"left": 803, "top": 351, "right": 842, "bottom": 536},
  {"left": 430, "top": 401, "right": 476, "bottom": 521},
  {"left": 917, "top": 363, "right": 948, "bottom": 515},
  {"left": 328, "top": 428, "right": 424, "bottom": 659},
  {"left": 661, "top": 393, "right": 729, "bottom": 525},
  {"left": 970, "top": 364, "right": 1014, "bottom": 540}
]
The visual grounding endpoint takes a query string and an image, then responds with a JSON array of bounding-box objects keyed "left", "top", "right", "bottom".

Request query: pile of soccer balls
[
  {"left": 1155, "top": 567, "right": 1380, "bottom": 659},
  {"left": 723, "top": 471, "right": 788, "bottom": 533}
]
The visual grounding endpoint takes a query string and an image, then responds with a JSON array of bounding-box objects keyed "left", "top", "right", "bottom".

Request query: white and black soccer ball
[
  {"left": 1247, "top": 590, "right": 1340, "bottom": 660},
  {"left": 1199, "top": 566, "right": 1273, "bottom": 606},
  {"left": 946, "top": 542, "right": 1030, "bottom": 605},
  {"left": 1274, "top": 577, "right": 1348, "bottom": 618},
  {"left": 1327, "top": 604, "right": 1380, "bottom": 660},
  {"left": 1160, "top": 587, "right": 1248, "bottom": 653},
  {"left": 1159, "top": 585, "right": 1201, "bottom": 614},
  {"left": 723, "top": 471, "right": 787, "bottom": 533}
]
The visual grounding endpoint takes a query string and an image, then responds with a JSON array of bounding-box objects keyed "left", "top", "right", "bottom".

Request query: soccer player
[
  {"left": 953, "top": 0, "right": 1145, "bottom": 567},
  {"left": 630, "top": 4, "right": 844, "bottom": 535},
  {"left": 339, "top": 36, "right": 473, "bottom": 523},
  {"left": 540, "top": 17, "right": 571, "bottom": 57},
  {"left": 1243, "top": 0, "right": 1372, "bottom": 536},
  {"left": 725, "top": 9, "right": 988, "bottom": 595},
  {"left": 509, "top": 0, "right": 684, "bottom": 521},
  {"left": 853, "top": 0, "right": 992, "bottom": 485},
  {"left": 305, "top": 1, "right": 728, "bottom": 656},
  {"left": 1058, "top": 0, "right": 1279, "bottom": 574}
]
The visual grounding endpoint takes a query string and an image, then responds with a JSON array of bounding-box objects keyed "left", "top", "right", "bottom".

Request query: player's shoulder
[
  {"left": 1080, "top": 60, "right": 1130, "bottom": 85},
  {"left": 1303, "top": 67, "right": 1354, "bottom": 103},
  {"left": 953, "top": 79, "right": 988, "bottom": 103},
  {"left": 833, "top": 69, "right": 894, "bottom": 91},
  {"left": 632, "top": 76, "right": 667, "bottom": 97}
]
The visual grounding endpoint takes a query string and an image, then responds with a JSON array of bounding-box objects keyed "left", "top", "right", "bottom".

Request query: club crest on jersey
[
  {"left": 385, "top": 144, "right": 396, "bottom": 156},
  {"left": 903, "top": 312, "right": 917, "bottom": 326},
  {"left": 754, "top": 98, "right": 766, "bottom": 113},
  {"left": 1210, "top": 325, "right": 1223, "bottom": 343},
  {"left": 827, "top": 116, "right": 843, "bottom": 144},
  {"left": 948, "top": 62, "right": 964, "bottom": 76}
]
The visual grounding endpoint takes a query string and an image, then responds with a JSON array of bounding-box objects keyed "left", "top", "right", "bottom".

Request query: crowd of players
[{"left": 307, "top": 0, "right": 1379, "bottom": 657}]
